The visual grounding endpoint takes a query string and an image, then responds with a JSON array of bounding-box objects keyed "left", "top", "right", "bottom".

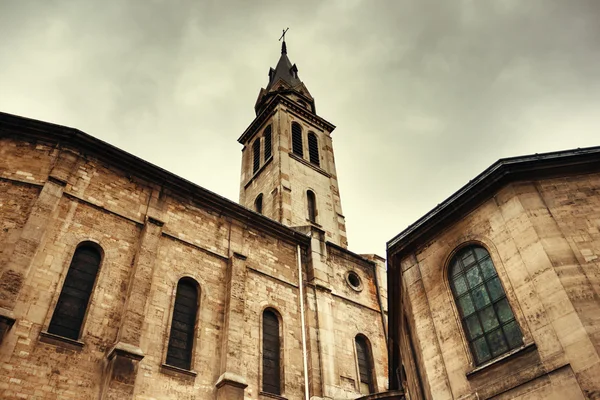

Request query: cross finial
[{"left": 279, "top": 27, "right": 289, "bottom": 54}]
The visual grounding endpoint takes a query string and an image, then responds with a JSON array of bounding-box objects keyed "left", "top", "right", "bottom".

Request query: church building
[{"left": 0, "top": 40, "right": 390, "bottom": 399}]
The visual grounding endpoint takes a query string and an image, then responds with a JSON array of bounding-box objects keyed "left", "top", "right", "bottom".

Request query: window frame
[
  {"left": 164, "top": 277, "right": 200, "bottom": 372},
  {"left": 252, "top": 137, "right": 261, "bottom": 174},
  {"left": 255, "top": 193, "right": 263, "bottom": 214},
  {"left": 261, "top": 307, "right": 284, "bottom": 396},
  {"left": 307, "top": 131, "right": 320, "bottom": 166},
  {"left": 291, "top": 122, "right": 304, "bottom": 157},
  {"left": 46, "top": 241, "right": 104, "bottom": 342},
  {"left": 447, "top": 244, "right": 524, "bottom": 366},
  {"left": 264, "top": 125, "right": 272, "bottom": 161},
  {"left": 307, "top": 190, "right": 317, "bottom": 223},
  {"left": 354, "top": 334, "right": 376, "bottom": 395}
]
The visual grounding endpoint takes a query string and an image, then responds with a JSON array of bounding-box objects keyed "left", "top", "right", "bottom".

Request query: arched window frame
[
  {"left": 165, "top": 277, "right": 200, "bottom": 371},
  {"left": 47, "top": 241, "right": 103, "bottom": 341},
  {"left": 264, "top": 125, "right": 272, "bottom": 161},
  {"left": 306, "top": 190, "right": 317, "bottom": 223},
  {"left": 255, "top": 193, "right": 263, "bottom": 214},
  {"left": 447, "top": 244, "right": 524, "bottom": 366},
  {"left": 307, "top": 131, "right": 320, "bottom": 166},
  {"left": 261, "top": 307, "right": 284, "bottom": 396},
  {"left": 354, "top": 334, "right": 376, "bottom": 394},
  {"left": 253, "top": 137, "right": 261, "bottom": 174},
  {"left": 291, "top": 122, "right": 303, "bottom": 157}
]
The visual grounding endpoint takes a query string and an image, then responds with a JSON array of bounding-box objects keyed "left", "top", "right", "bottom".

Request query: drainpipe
[{"left": 297, "top": 245, "right": 310, "bottom": 400}]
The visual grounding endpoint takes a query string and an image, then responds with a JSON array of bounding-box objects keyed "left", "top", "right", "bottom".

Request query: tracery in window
[
  {"left": 48, "top": 243, "right": 102, "bottom": 340},
  {"left": 449, "top": 245, "right": 523, "bottom": 365},
  {"left": 166, "top": 278, "right": 199, "bottom": 370},
  {"left": 291, "top": 122, "right": 303, "bottom": 157}
]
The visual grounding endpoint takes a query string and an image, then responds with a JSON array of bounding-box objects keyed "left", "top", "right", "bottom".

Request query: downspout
[
  {"left": 372, "top": 261, "right": 388, "bottom": 348},
  {"left": 297, "top": 245, "right": 310, "bottom": 400}
]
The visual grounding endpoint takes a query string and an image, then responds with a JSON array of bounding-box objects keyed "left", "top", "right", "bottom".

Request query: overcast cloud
[{"left": 1, "top": 0, "right": 599, "bottom": 256}]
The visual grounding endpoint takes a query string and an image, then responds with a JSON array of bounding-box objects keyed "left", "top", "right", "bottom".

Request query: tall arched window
[
  {"left": 166, "top": 278, "right": 199, "bottom": 370},
  {"left": 449, "top": 245, "right": 523, "bottom": 365},
  {"left": 262, "top": 309, "right": 281, "bottom": 395},
  {"left": 355, "top": 335, "right": 374, "bottom": 394},
  {"left": 308, "top": 132, "right": 320, "bottom": 166},
  {"left": 307, "top": 190, "right": 317, "bottom": 223},
  {"left": 291, "top": 122, "right": 303, "bottom": 157},
  {"left": 48, "top": 243, "right": 102, "bottom": 340},
  {"left": 264, "top": 125, "right": 272, "bottom": 160},
  {"left": 253, "top": 138, "right": 261, "bottom": 174},
  {"left": 255, "top": 193, "right": 263, "bottom": 214}
]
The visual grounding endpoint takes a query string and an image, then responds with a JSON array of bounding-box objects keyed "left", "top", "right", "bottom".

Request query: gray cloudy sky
[{"left": 1, "top": 1, "right": 599, "bottom": 256}]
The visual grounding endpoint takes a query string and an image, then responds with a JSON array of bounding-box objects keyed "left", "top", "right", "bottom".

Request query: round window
[{"left": 346, "top": 271, "right": 363, "bottom": 291}]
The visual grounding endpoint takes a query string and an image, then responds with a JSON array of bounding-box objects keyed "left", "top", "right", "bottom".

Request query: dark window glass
[
  {"left": 449, "top": 246, "right": 523, "bottom": 365},
  {"left": 255, "top": 194, "right": 263, "bottom": 214},
  {"left": 166, "top": 279, "right": 198, "bottom": 370},
  {"left": 292, "top": 122, "right": 303, "bottom": 157},
  {"left": 355, "top": 335, "right": 374, "bottom": 394},
  {"left": 48, "top": 244, "right": 101, "bottom": 340},
  {"left": 308, "top": 132, "right": 320, "bottom": 166},
  {"left": 262, "top": 309, "right": 281, "bottom": 395},
  {"left": 307, "top": 190, "right": 317, "bottom": 223},
  {"left": 264, "top": 125, "right": 272, "bottom": 160},
  {"left": 253, "top": 139, "right": 261, "bottom": 174}
]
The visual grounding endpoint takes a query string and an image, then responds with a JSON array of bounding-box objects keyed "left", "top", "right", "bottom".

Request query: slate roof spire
[{"left": 266, "top": 32, "right": 301, "bottom": 91}]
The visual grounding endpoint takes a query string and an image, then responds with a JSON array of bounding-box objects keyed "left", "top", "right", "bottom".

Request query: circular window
[{"left": 346, "top": 271, "right": 363, "bottom": 291}]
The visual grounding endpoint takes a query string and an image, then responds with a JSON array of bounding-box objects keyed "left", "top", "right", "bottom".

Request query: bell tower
[{"left": 238, "top": 38, "right": 348, "bottom": 248}]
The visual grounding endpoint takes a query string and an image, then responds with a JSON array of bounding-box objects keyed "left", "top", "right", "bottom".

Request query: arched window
[
  {"left": 449, "top": 245, "right": 523, "bottom": 365},
  {"left": 255, "top": 193, "right": 263, "bottom": 214},
  {"left": 262, "top": 309, "right": 281, "bottom": 395},
  {"left": 253, "top": 138, "right": 261, "bottom": 174},
  {"left": 291, "top": 122, "right": 303, "bottom": 157},
  {"left": 307, "top": 190, "right": 317, "bottom": 223},
  {"left": 48, "top": 243, "right": 102, "bottom": 340},
  {"left": 264, "top": 125, "right": 272, "bottom": 160},
  {"left": 355, "top": 335, "right": 374, "bottom": 394},
  {"left": 166, "top": 278, "right": 199, "bottom": 370},
  {"left": 308, "top": 132, "right": 320, "bottom": 166}
]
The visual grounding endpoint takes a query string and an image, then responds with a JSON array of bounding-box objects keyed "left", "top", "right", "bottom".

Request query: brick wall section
[{"left": 396, "top": 174, "right": 600, "bottom": 399}]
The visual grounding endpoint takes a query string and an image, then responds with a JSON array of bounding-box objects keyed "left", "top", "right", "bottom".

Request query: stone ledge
[
  {"left": 259, "top": 391, "right": 288, "bottom": 399},
  {"left": 356, "top": 390, "right": 405, "bottom": 400},
  {"left": 215, "top": 371, "right": 248, "bottom": 389},
  {"left": 107, "top": 341, "right": 145, "bottom": 361},
  {"left": 39, "top": 331, "right": 84, "bottom": 351},
  {"left": 160, "top": 363, "right": 197, "bottom": 379},
  {"left": 466, "top": 342, "right": 537, "bottom": 378}
]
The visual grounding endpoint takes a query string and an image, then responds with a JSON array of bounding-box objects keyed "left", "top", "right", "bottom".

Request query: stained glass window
[{"left": 449, "top": 246, "right": 523, "bottom": 365}]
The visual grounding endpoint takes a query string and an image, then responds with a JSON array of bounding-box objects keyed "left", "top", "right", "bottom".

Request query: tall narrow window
[
  {"left": 307, "top": 190, "right": 317, "bottom": 223},
  {"left": 264, "top": 125, "right": 272, "bottom": 160},
  {"left": 253, "top": 138, "right": 261, "bottom": 174},
  {"left": 166, "top": 278, "right": 199, "bottom": 370},
  {"left": 255, "top": 193, "right": 263, "bottom": 214},
  {"left": 308, "top": 132, "right": 320, "bottom": 166},
  {"left": 291, "top": 122, "right": 303, "bottom": 157},
  {"left": 355, "top": 335, "right": 374, "bottom": 394},
  {"left": 48, "top": 243, "right": 102, "bottom": 340},
  {"left": 449, "top": 245, "right": 523, "bottom": 365},
  {"left": 262, "top": 309, "right": 281, "bottom": 395}
]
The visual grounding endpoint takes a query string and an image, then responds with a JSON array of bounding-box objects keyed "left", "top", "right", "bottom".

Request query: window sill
[
  {"left": 466, "top": 342, "right": 537, "bottom": 379},
  {"left": 39, "top": 331, "right": 84, "bottom": 351},
  {"left": 160, "top": 363, "right": 197, "bottom": 379},
  {"left": 244, "top": 156, "right": 274, "bottom": 189},
  {"left": 259, "top": 391, "right": 288, "bottom": 400},
  {"left": 289, "top": 153, "right": 330, "bottom": 177}
]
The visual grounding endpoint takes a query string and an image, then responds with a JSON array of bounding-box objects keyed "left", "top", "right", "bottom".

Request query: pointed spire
[{"left": 281, "top": 40, "right": 287, "bottom": 55}]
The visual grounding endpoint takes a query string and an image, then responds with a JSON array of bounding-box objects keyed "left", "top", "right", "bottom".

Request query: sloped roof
[{"left": 387, "top": 146, "right": 600, "bottom": 255}]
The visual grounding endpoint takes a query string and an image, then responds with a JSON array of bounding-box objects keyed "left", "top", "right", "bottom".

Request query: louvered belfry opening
[
  {"left": 308, "top": 132, "right": 320, "bottom": 166},
  {"left": 48, "top": 244, "right": 102, "bottom": 340},
  {"left": 253, "top": 138, "right": 261, "bottom": 174},
  {"left": 291, "top": 122, "right": 303, "bottom": 157},
  {"left": 264, "top": 125, "right": 272, "bottom": 160},
  {"left": 166, "top": 278, "right": 199, "bottom": 370},
  {"left": 355, "top": 335, "right": 374, "bottom": 394},
  {"left": 262, "top": 309, "right": 281, "bottom": 395},
  {"left": 307, "top": 190, "right": 317, "bottom": 223},
  {"left": 255, "top": 193, "right": 263, "bottom": 214}
]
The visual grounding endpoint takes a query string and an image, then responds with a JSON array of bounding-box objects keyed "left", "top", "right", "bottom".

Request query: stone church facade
[
  {"left": 0, "top": 42, "right": 389, "bottom": 400},
  {"left": 386, "top": 148, "right": 600, "bottom": 399}
]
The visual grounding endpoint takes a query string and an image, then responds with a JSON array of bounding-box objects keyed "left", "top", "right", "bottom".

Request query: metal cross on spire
[{"left": 279, "top": 27, "right": 289, "bottom": 54}]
